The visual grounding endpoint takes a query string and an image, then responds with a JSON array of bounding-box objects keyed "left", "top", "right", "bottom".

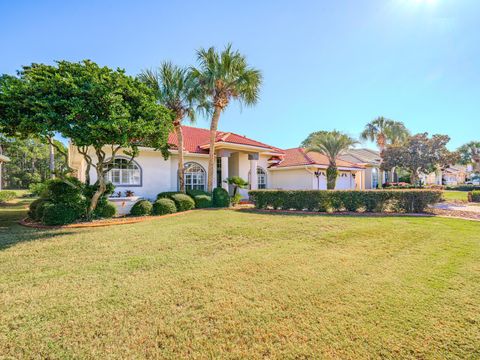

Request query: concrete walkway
[{"left": 434, "top": 202, "right": 480, "bottom": 213}]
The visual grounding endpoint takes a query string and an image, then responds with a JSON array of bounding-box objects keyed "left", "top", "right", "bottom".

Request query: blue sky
[{"left": 1, "top": 0, "right": 479, "bottom": 150}]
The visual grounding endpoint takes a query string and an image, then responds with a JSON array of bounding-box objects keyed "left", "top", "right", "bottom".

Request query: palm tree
[
  {"left": 191, "top": 44, "right": 262, "bottom": 192},
  {"left": 139, "top": 62, "right": 198, "bottom": 192},
  {"left": 306, "top": 131, "right": 358, "bottom": 189},
  {"left": 360, "top": 117, "right": 409, "bottom": 151}
]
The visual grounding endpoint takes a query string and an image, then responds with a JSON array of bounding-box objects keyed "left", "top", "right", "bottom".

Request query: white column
[
  {"left": 221, "top": 156, "right": 229, "bottom": 191},
  {"left": 249, "top": 153, "right": 259, "bottom": 190}
]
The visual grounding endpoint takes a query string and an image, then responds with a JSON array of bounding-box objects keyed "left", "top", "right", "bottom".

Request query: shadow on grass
[
  {"left": 0, "top": 204, "right": 75, "bottom": 251},
  {"left": 234, "top": 208, "right": 434, "bottom": 219}
]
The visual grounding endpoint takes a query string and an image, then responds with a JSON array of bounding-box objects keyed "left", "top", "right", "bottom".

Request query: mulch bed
[
  {"left": 19, "top": 210, "right": 193, "bottom": 229},
  {"left": 427, "top": 208, "right": 480, "bottom": 222}
]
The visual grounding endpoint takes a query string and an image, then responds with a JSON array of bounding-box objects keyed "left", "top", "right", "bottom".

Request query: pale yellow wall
[{"left": 270, "top": 168, "right": 315, "bottom": 190}]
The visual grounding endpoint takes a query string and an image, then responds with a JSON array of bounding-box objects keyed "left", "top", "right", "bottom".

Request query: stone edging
[{"left": 18, "top": 210, "right": 193, "bottom": 229}]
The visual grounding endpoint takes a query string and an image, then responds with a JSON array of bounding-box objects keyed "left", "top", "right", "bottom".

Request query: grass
[
  {"left": 443, "top": 190, "right": 469, "bottom": 202},
  {"left": 0, "top": 200, "right": 479, "bottom": 358}
]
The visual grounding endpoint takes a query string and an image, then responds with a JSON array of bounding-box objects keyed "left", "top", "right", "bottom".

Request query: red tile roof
[
  {"left": 168, "top": 126, "right": 283, "bottom": 154},
  {"left": 272, "top": 148, "right": 364, "bottom": 169}
]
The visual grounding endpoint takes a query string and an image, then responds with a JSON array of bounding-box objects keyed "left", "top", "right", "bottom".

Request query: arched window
[
  {"left": 106, "top": 158, "right": 141, "bottom": 186},
  {"left": 249, "top": 166, "right": 267, "bottom": 189},
  {"left": 184, "top": 162, "right": 206, "bottom": 190}
]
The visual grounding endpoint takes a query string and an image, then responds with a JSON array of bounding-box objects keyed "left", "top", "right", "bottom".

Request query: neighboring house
[
  {"left": 0, "top": 154, "right": 11, "bottom": 191},
  {"left": 339, "top": 148, "right": 391, "bottom": 189},
  {"left": 420, "top": 165, "right": 468, "bottom": 186},
  {"left": 68, "top": 126, "right": 366, "bottom": 201}
]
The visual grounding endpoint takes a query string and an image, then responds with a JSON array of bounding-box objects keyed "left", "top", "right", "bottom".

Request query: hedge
[
  {"left": 170, "top": 193, "right": 195, "bottom": 212},
  {"left": 0, "top": 190, "right": 16, "bottom": 203},
  {"left": 130, "top": 200, "right": 153, "bottom": 216},
  {"left": 212, "top": 187, "right": 230, "bottom": 208},
  {"left": 29, "top": 199, "right": 51, "bottom": 221},
  {"left": 469, "top": 191, "right": 480, "bottom": 202},
  {"left": 248, "top": 190, "right": 443, "bottom": 213},
  {"left": 152, "top": 198, "right": 177, "bottom": 215},
  {"left": 93, "top": 201, "right": 117, "bottom": 219},
  {"left": 446, "top": 185, "right": 480, "bottom": 191}
]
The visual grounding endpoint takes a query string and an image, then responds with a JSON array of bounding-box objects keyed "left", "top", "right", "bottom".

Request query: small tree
[
  {"left": 225, "top": 176, "right": 248, "bottom": 205},
  {"left": 0, "top": 60, "right": 173, "bottom": 216},
  {"left": 381, "top": 133, "right": 458, "bottom": 184},
  {"left": 458, "top": 141, "right": 480, "bottom": 172},
  {"left": 303, "top": 131, "right": 358, "bottom": 189}
]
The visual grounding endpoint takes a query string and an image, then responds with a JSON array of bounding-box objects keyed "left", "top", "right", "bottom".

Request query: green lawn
[
  {"left": 1, "top": 201, "right": 479, "bottom": 358},
  {"left": 443, "top": 190, "right": 469, "bottom": 202}
]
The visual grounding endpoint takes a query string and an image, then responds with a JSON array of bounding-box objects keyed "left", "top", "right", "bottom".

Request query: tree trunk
[
  {"left": 49, "top": 142, "right": 55, "bottom": 179},
  {"left": 176, "top": 122, "right": 185, "bottom": 193},
  {"left": 207, "top": 106, "right": 222, "bottom": 192},
  {"left": 326, "top": 165, "right": 338, "bottom": 190},
  {"left": 87, "top": 166, "right": 106, "bottom": 218},
  {"left": 410, "top": 170, "right": 418, "bottom": 185}
]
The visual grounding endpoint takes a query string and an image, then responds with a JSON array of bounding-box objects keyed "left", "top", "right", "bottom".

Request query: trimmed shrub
[
  {"left": 0, "top": 190, "right": 16, "bottom": 203},
  {"left": 446, "top": 185, "right": 480, "bottom": 191},
  {"left": 212, "top": 187, "right": 230, "bottom": 208},
  {"left": 130, "top": 200, "right": 153, "bottom": 216},
  {"left": 35, "top": 200, "right": 53, "bottom": 221},
  {"left": 186, "top": 189, "right": 211, "bottom": 198},
  {"left": 230, "top": 193, "right": 242, "bottom": 206},
  {"left": 170, "top": 193, "right": 195, "bottom": 212},
  {"left": 157, "top": 191, "right": 182, "bottom": 200},
  {"left": 193, "top": 194, "right": 212, "bottom": 208},
  {"left": 28, "top": 198, "right": 49, "bottom": 220},
  {"left": 42, "top": 203, "right": 81, "bottom": 226},
  {"left": 29, "top": 182, "right": 48, "bottom": 197},
  {"left": 152, "top": 198, "right": 177, "bottom": 215},
  {"left": 248, "top": 190, "right": 442, "bottom": 214},
  {"left": 44, "top": 177, "right": 85, "bottom": 204},
  {"left": 93, "top": 201, "right": 117, "bottom": 218},
  {"left": 470, "top": 191, "right": 480, "bottom": 202}
]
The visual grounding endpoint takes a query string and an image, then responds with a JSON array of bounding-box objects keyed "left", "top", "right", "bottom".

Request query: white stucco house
[{"left": 68, "top": 126, "right": 366, "bottom": 204}]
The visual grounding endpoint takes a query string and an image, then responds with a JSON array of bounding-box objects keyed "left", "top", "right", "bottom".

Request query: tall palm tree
[
  {"left": 191, "top": 44, "right": 262, "bottom": 192},
  {"left": 306, "top": 131, "right": 358, "bottom": 189},
  {"left": 360, "top": 116, "right": 409, "bottom": 151},
  {"left": 139, "top": 62, "right": 197, "bottom": 192}
]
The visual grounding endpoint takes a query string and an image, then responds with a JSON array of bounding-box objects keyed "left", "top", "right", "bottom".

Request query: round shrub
[
  {"left": 28, "top": 198, "right": 49, "bottom": 220},
  {"left": 130, "top": 200, "right": 152, "bottom": 216},
  {"left": 156, "top": 191, "right": 182, "bottom": 200},
  {"left": 193, "top": 194, "right": 212, "bottom": 208},
  {"left": 152, "top": 198, "right": 177, "bottom": 215},
  {"left": 186, "top": 189, "right": 211, "bottom": 198},
  {"left": 212, "top": 187, "right": 230, "bottom": 208},
  {"left": 44, "top": 177, "right": 85, "bottom": 204},
  {"left": 170, "top": 193, "right": 195, "bottom": 212},
  {"left": 94, "top": 201, "right": 117, "bottom": 218},
  {"left": 42, "top": 203, "right": 81, "bottom": 226},
  {"left": 35, "top": 200, "right": 53, "bottom": 221}
]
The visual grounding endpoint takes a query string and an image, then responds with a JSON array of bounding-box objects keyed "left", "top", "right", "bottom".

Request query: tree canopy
[
  {"left": 0, "top": 60, "right": 173, "bottom": 215},
  {"left": 381, "top": 133, "right": 458, "bottom": 183},
  {"left": 458, "top": 141, "right": 480, "bottom": 172},
  {"left": 360, "top": 116, "right": 410, "bottom": 150}
]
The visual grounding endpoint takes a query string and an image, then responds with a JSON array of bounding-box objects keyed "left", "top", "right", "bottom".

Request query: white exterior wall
[{"left": 270, "top": 168, "right": 315, "bottom": 190}]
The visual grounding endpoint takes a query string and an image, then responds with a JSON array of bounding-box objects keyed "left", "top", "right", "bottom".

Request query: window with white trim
[
  {"left": 106, "top": 158, "right": 141, "bottom": 186},
  {"left": 249, "top": 166, "right": 267, "bottom": 189},
  {"left": 184, "top": 162, "right": 206, "bottom": 190}
]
